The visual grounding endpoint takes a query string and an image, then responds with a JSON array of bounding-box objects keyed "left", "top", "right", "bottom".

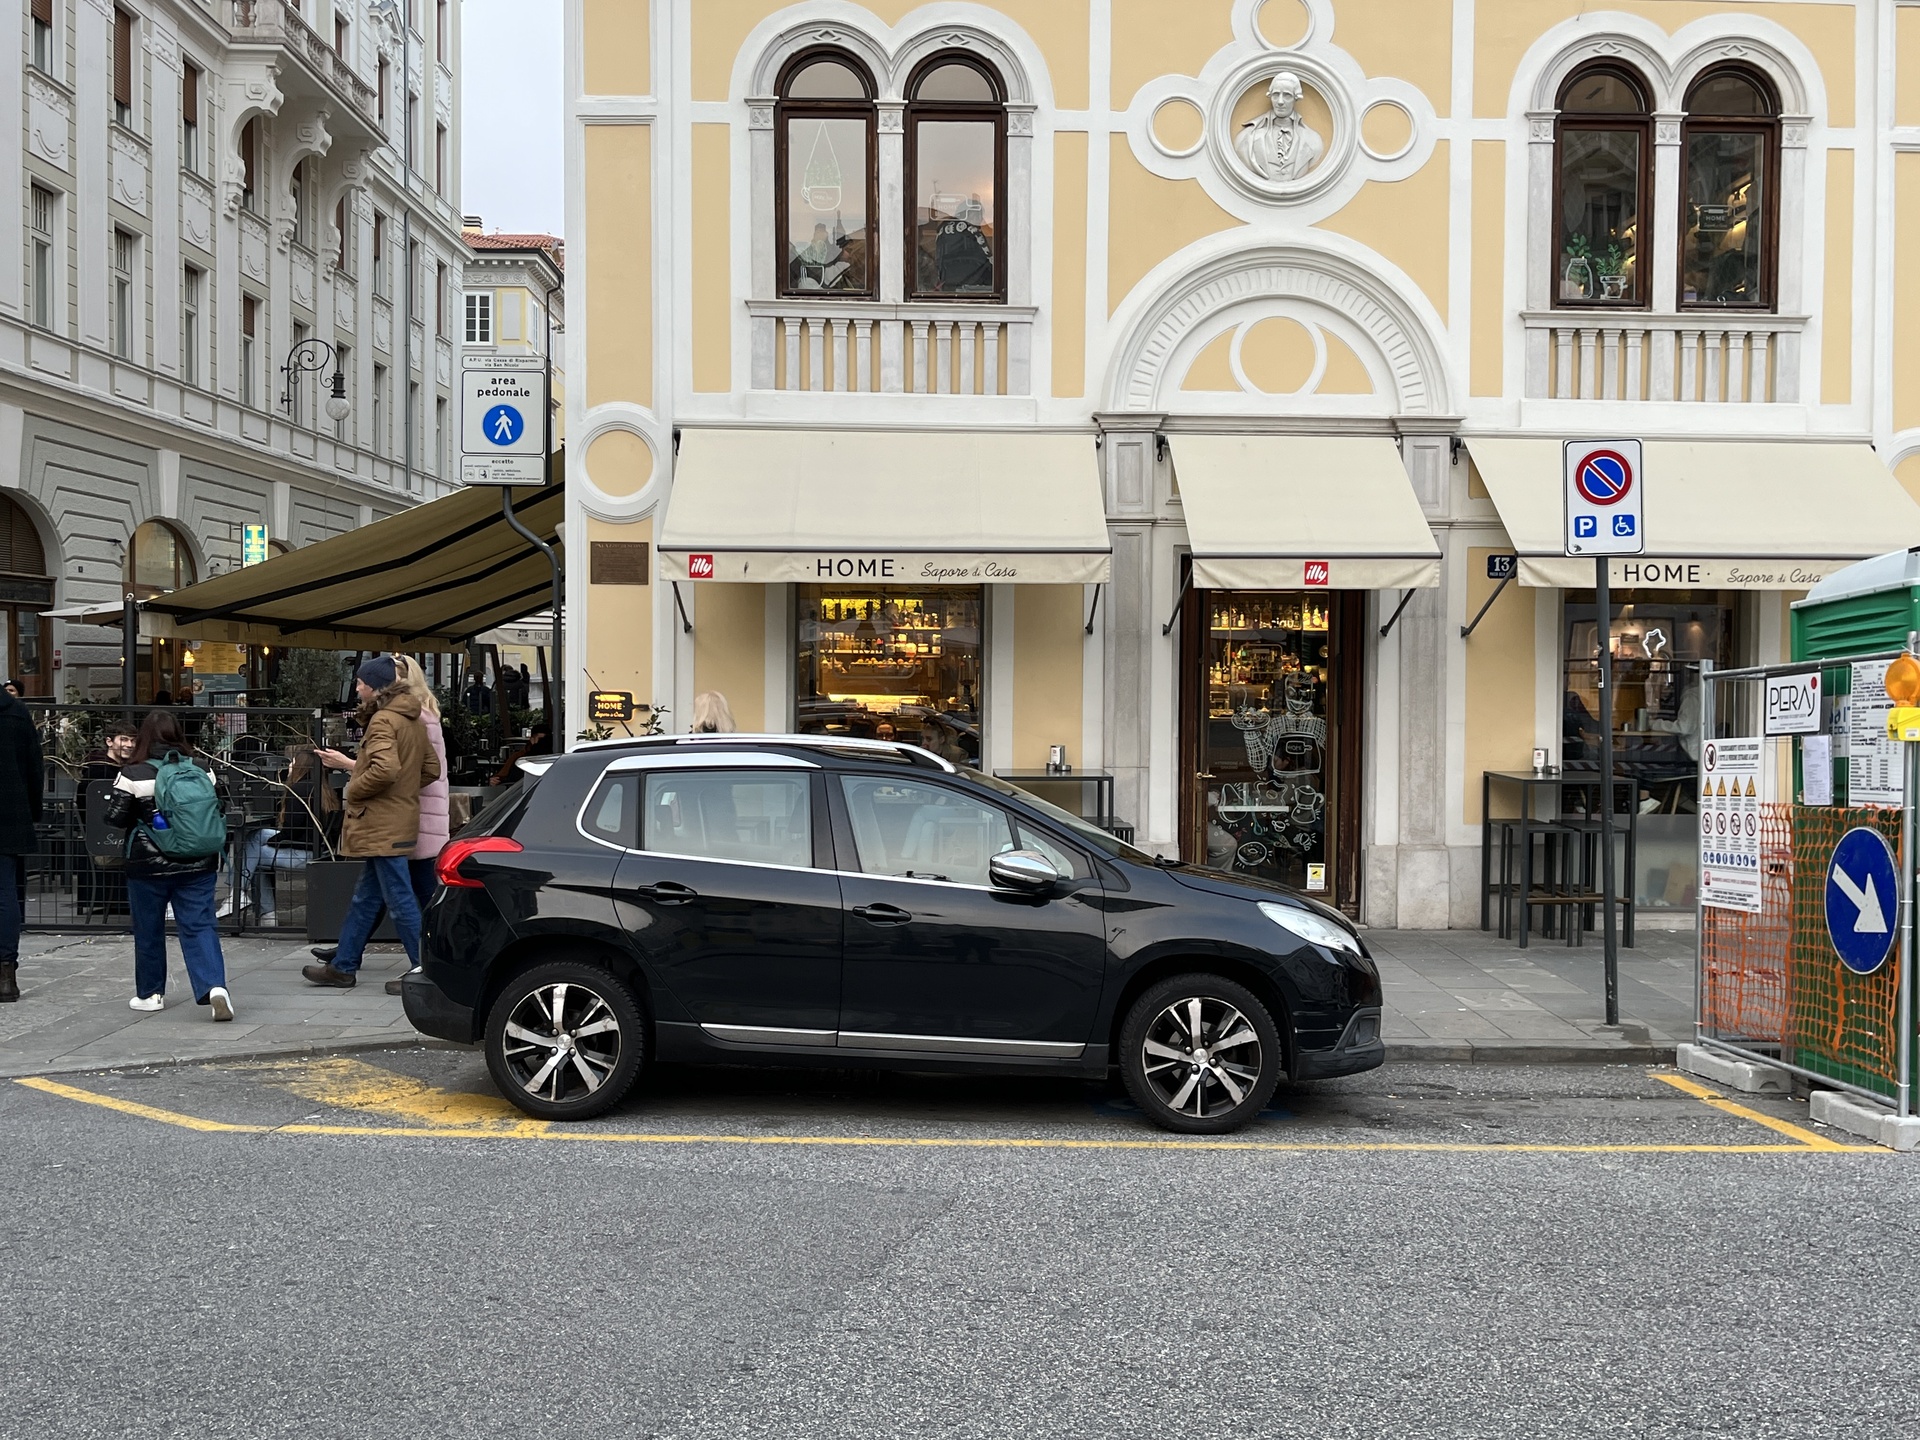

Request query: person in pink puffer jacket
[{"left": 395, "top": 656, "right": 448, "bottom": 993}]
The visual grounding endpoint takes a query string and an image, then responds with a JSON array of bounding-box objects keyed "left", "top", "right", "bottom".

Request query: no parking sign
[{"left": 1564, "top": 439, "right": 1645, "bottom": 557}]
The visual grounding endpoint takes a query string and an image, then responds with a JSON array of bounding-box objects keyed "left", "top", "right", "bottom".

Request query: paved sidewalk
[
  {"left": 1370, "top": 925, "right": 1692, "bottom": 1064},
  {"left": 0, "top": 930, "right": 421, "bottom": 1078},
  {"left": 0, "top": 924, "right": 1695, "bottom": 1078}
]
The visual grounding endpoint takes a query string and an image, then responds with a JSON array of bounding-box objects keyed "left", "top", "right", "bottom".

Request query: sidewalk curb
[
  {"left": 1386, "top": 1037, "right": 1678, "bottom": 1065},
  {"left": 2, "top": 1033, "right": 474, "bottom": 1083}
]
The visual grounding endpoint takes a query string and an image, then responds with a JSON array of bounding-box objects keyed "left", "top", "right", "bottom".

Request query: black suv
[{"left": 403, "top": 735, "right": 1383, "bottom": 1133}]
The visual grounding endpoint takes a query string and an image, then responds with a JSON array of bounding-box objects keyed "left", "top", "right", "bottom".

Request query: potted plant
[
  {"left": 1561, "top": 234, "right": 1595, "bottom": 301},
  {"left": 1596, "top": 243, "right": 1629, "bottom": 300}
]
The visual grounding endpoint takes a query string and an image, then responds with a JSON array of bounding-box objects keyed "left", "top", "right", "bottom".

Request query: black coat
[
  {"left": 0, "top": 691, "right": 43, "bottom": 856},
  {"left": 102, "top": 758, "right": 221, "bottom": 879}
]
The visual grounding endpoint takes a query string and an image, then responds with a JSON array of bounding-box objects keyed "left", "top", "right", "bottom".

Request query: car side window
[
  {"left": 642, "top": 770, "right": 813, "bottom": 868},
  {"left": 583, "top": 773, "right": 637, "bottom": 847},
  {"left": 839, "top": 775, "right": 1013, "bottom": 886},
  {"left": 1016, "top": 823, "right": 1086, "bottom": 881}
]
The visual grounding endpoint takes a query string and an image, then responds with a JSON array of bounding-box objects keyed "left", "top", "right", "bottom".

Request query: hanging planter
[{"left": 799, "top": 123, "right": 843, "bottom": 212}]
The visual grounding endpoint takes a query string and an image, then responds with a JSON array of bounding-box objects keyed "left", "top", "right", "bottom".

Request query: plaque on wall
[{"left": 590, "top": 542, "right": 650, "bottom": 586}]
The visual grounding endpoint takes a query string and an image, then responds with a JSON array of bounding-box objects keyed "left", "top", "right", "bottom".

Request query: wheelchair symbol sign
[{"left": 1612, "top": 513, "right": 1636, "bottom": 537}]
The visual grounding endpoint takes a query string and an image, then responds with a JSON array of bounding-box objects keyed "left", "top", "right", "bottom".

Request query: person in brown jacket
[{"left": 302, "top": 657, "right": 441, "bottom": 989}]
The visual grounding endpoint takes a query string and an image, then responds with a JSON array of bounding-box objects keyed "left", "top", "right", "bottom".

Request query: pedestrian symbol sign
[
  {"left": 1826, "top": 826, "right": 1898, "bottom": 975},
  {"left": 1564, "top": 439, "right": 1644, "bottom": 557},
  {"left": 483, "top": 404, "right": 524, "bottom": 447},
  {"left": 461, "top": 356, "right": 545, "bottom": 486}
]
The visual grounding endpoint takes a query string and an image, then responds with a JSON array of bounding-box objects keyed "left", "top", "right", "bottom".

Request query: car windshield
[{"left": 960, "top": 767, "right": 1154, "bottom": 863}]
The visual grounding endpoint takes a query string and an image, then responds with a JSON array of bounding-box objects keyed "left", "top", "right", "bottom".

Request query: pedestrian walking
[
  {"left": 103, "top": 709, "right": 232, "bottom": 1019},
  {"left": 0, "top": 682, "right": 42, "bottom": 1003},
  {"left": 690, "top": 691, "right": 736, "bottom": 734},
  {"left": 303, "top": 656, "right": 440, "bottom": 989}
]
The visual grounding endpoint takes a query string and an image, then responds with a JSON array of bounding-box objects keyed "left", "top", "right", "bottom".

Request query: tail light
[{"left": 435, "top": 835, "right": 522, "bottom": 889}]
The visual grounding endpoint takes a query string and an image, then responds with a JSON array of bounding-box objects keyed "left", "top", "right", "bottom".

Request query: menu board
[
  {"left": 1849, "top": 662, "right": 1903, "bottom": 806},
  {"left": 1700, "top": 737, "right": 1763, "bottom": 914}
]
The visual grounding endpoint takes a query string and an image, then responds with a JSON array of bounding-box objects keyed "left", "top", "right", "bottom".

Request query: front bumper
[
  {"left": 1292, "top": 1006, "right": 1385, "bottom": 1080},
  {"left": 402, "top": 969, "right": 479, "bottom": 1044}
]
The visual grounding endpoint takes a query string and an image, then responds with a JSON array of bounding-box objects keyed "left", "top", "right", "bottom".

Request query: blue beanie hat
[{"left": 357, "top": 656, "right": 397, "bottom": 691}]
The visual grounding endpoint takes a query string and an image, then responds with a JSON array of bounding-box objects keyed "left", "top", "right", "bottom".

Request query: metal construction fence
[
  {"left": 21, "top": 702, "right": 347, "bottom": 935},
  {"left": 1697, "top": 653, "right": 1916, "bottom": 1115}
]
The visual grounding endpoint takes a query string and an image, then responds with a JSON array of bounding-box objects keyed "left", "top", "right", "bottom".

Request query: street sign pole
[
  {"left": 1565, "top": 439, "right": 1642, "bottom": 1030},
  {"left": 1597, "top": 555, "right": 1619, "bottom": 1026}
]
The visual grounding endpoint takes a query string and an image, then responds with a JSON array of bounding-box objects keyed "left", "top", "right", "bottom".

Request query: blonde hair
[
  {"left": 392, "top": 654, "right": 441, "bottom": 719},
  {"left": 690, "top": 691, "right": 736, "bottom": 734}
]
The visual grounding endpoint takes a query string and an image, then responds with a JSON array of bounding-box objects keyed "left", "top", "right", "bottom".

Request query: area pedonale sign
[{"left": 1764, "top": 670, "right": 1822, "bottom": 736}]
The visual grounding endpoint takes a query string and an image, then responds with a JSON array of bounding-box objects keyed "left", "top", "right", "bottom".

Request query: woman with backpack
[{"left": 103, "top": 708, "right": 232, "bottom": 1020}]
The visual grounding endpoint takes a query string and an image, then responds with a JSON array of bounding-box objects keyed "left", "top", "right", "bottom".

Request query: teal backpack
[{"left": 143, "top": 749, "right": 228, "bottom": 860}]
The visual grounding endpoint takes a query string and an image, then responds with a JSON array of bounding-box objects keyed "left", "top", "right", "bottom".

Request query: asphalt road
[{"left": 1, "top": 1052, "right": 1912, "bottom": 1440}]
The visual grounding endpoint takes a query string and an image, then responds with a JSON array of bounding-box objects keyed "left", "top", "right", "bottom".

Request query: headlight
[{"left": 1258, "top": 900, "right": 1361, "bottom": 956}]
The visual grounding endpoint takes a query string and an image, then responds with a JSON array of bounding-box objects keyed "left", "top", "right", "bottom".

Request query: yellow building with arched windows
[{"left": 566, "top": 0, "right": 1920, "bottom": 928}]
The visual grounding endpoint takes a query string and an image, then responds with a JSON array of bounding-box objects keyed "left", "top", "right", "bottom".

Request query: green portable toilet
[{"left": 1792, "top": 548, "right": 1920, "bottom": 662}]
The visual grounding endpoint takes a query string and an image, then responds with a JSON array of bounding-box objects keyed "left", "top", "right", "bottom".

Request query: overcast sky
[{"left": 461, "top": 0, "right": 565, "bottom": 237}]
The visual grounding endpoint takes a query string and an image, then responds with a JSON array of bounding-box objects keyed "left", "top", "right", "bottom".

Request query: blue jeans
[
  {"left": 0, "top": 853, "right": 20, "bottom": 968},
  {"left": 234, "top": 828, "right": 310, "bottom": 919},
  {"left": 128, "top": 871, "right": 227, "bottom": 1002},
  {"left": 334, "top": 856, "right": 422, "bottom": 973}
]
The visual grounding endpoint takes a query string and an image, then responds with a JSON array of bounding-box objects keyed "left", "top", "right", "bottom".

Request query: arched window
[
  {"left": 126, "top": 520, "right": 195, "bottom": 599},
  {"left": 775, "top": 50, "right": 876, "bottom": 297},
  {"left": 1554, "top": 64, "right": 1650, "bottom": 307},
  {"left": 1682, "top": 68, "right": 1778, "bottom": 308},
  {"left": 904, "top": 54, "right": 1004, "bottom": 300},
  {"left": 0, "top": 497, "right": 50, "bottom": 696}
]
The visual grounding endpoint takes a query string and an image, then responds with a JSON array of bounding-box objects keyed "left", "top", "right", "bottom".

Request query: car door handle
[
  {"left": 634, "top": 881, "right": 698, "bottom": 905},
  {"left": 851, "top": 903, "right": 913, "bottom": 925}
]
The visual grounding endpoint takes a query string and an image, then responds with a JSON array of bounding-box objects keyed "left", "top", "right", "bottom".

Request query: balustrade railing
[
  {"left": 228, "top": 0, "right": 379, "bottom": 124},
  {"left": 748, "top": 301, "right": 1035, "bottom": 398},
  {"left": 1522, "top": 312, "right": 1807, "bottom": 404}
]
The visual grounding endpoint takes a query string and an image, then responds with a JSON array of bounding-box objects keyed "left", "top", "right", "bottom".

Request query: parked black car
[{"left": 403, "top": 735, "right": 1383, "bottom": 1133}]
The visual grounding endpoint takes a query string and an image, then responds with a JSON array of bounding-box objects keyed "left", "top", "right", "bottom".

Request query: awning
[
  {"left": 1168, "top": 435, "right": 1441, "bottom": 590},
  {"left": 658, "top": 429, "right": 1110, "bottom": 585},
  {"left": 103, "top": 478, "right": 563, "bottom": 651},
  {"left": 1467, "top": 438, "right": 1920, "bottom": 589}
]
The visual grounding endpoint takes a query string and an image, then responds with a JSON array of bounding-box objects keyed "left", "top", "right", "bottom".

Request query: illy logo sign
[
  {"left": 1303, "top": 561, "right": 1330, "bottom": 586},
  {"left": 687, "top": 554, "right": 716, "bottom": 579}
]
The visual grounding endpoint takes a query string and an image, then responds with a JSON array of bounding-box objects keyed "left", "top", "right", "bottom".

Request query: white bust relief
[{"left": 1234, "top": 71, "right": 1325, "bottom": 182}]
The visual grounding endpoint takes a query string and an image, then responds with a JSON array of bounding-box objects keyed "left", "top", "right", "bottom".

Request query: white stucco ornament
[{"left": 1233, "top": 71, "right": 1324, "bottom": 182}]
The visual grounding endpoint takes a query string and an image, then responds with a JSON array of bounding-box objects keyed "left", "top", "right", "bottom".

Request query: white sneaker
[
  {"left": 208, "top": 987, "right": 234, "bottom": 1022},
  {"left": 128, "top": 994, "right": 163, "bottom": 1012}
]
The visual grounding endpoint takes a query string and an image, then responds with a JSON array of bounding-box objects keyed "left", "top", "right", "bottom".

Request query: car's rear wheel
[
  {"left": 484, "top": 960, "right": 645, "bottom": 1121},
  {"left": 1119, "top": 974, "right": 1283, "bottom": 1134}
]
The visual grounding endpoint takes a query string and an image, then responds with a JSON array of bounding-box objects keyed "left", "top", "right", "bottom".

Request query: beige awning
[
  {"left": 1467, "top": 438, "right": 1920, "bottom": 589},
  {"left": 1168, "top": 435, "right": 1441, "bottom": 590},
  {"left": 119, "top": 478, "right": 564, "bottom": 651},
  {"left": 657, "top": 429, "right": 1110, "bottom": 585}
]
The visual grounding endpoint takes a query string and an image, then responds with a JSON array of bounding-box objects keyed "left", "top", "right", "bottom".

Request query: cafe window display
[
  {"left": 1562, "top": 593, "right": 1738, "bottom": 909},
  {"left": 795, "top": 586, "right": 982, "bottom": 764},
  {"left": 1196, "top": 593, "right": 1340, "bottom": 895}
]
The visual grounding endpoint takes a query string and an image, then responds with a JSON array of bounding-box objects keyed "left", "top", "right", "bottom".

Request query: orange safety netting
[{"left": 1702, "top": 803, "right": 1907, "bottom": 1098}]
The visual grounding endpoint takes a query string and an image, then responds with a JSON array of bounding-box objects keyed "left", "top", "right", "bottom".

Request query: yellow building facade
[{"left": 566, "top": 0, "right": 1920, "bottom": 927}]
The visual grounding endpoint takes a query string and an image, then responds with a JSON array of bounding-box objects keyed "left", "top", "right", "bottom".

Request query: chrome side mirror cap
[{"left": 989, "top": 848, "right": 1060, "bottom": 893}]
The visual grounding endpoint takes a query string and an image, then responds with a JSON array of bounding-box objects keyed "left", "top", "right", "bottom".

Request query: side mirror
[{"left": 989, "top": 848, "right": 1060, "bottom": 893}]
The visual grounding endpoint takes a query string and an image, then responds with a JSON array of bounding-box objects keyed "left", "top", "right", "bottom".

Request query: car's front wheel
[
  {"left": 1119, "top": 974, "right": 1283, "bottom": 1134},
  {"left": 484, "top": 960, "right": 645, "bottom": 1121}
]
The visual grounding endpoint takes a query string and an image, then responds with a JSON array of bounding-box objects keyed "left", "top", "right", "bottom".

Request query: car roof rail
[{"left": 566, "top": 732, "right": 958, "bottom": 773}]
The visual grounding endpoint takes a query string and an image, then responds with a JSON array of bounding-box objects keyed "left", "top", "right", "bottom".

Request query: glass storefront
[
  {"left": 1195, "top": 591, "right": 1341, "bottom": 895},
  {"left": 794, "top": 584, "right": 982, "bottom": 765},
  {"left": 1562, "top": 590, "right": 1739, "bottom": 910}
]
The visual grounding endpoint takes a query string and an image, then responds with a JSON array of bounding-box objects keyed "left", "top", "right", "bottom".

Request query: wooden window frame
[
  {"left": 112, "top": 7, "right": 135, "bottom": 125},
  {"left": 1551, "top": 64, "right": 1653, "bottom": 312},
  {"left": 774, "top": 47, "right": 879, "bottom": 301},
  {"left": 1677, "top": 66, "right": 1781, "bottom": 313},
  {"left": 902, "top": 53, "right": 1007, "bottom": 304}
]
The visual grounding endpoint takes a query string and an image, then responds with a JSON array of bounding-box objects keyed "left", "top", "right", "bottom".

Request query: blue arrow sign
[
  {"left": 483, "top": 404, "right": 525, "bottom": 447},
  {"left": 1826, "top": 826, "right": 1899, "bottom": 975}
]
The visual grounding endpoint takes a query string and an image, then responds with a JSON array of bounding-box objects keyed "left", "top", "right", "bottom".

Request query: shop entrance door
[{"left": 1179, "top": 586, "right": 1365, "bottom": 914}]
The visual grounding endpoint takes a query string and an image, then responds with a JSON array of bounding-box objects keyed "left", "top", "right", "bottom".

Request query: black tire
[
  {"left": 1119, "top": 973, "right": 1283, "bottom": 1134},
  {"left": 484, "top": 959, "right": 646, "bottom": 1121}
]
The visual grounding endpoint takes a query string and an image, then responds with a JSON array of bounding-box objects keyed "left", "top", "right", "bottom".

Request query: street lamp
[{"left": 282, "top": 337, "right": 351, "bottom": 423}]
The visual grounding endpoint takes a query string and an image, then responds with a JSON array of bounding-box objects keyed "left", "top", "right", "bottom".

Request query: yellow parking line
[
  {"left": 251, "top": 1056, "right": 542, "bottom": 1132},
  {"left": 1652, "top": 1070, "right": 1850, "bottom": 1150},
  {"left": 14, "top": 1074, "right": 1881, "bottom": 1154}
]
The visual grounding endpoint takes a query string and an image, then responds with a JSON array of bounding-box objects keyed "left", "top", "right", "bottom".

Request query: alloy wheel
[
  {"left": 1139, "top": 995, "right": 1264, "bottom": 1121},
  {"left": 499, "top": 980, "right": 623, "bottom": 1104}
]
